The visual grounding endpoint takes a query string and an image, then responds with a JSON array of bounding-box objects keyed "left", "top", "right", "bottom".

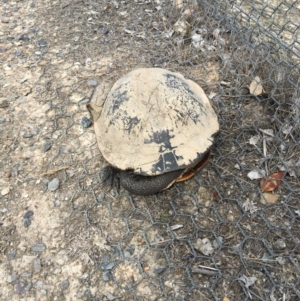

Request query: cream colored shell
[{"left": 90, "top": 68, "right": 219, "bottom": 176}]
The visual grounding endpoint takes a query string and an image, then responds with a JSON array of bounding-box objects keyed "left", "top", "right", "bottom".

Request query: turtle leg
[
  {"left": 176, "top": 149, "right": 211, "bottom": 182},
  {"left": 119, "top": 169, "right": 184, "bottom": 196}
]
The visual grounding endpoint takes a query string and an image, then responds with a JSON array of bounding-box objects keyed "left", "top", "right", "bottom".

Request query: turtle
[{"left": 87, "top": 68, "right": 219, "bottom": 196}]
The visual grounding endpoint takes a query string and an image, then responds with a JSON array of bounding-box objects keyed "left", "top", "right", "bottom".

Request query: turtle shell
[{"left": 91, "top": 68, "right": 219, "bottom": 176}]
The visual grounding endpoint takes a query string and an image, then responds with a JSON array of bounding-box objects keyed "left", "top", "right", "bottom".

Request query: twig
[
  {"left": 31, "top": 166, "right": 69, "bottom": 177},
  {"left": 192, "top": 267, "right": 219, "bottom": 276}
]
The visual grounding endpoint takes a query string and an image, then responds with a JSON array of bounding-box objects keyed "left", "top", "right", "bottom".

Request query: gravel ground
[{"left": 0, "top": 1, "right": 299, "bottom": 301}]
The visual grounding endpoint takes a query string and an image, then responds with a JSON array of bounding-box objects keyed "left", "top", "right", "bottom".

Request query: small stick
[
  {"left": 263, "top": 138, "right": 268, "bottom": 175},
  {"left": 192, "top": 268, "right": 219, "bottom": 276}
]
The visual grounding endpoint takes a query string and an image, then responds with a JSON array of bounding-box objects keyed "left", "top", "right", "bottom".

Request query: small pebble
[
  {"left": 19, "top": 35, "right": 30, "bottom": 42},
  {"left": 123, "top": 250, "right": 131, "bottom": 258},
  {"left": 22, "top": 129, "right": 39, "bottom": 138},
  {"left": 38, "top": 39, "right": 47, "bottom": 47},
  {"left": 60, "top": 280, "right": 69, "bottom": 291},
  {"left": 100, "top": 261, "right": 117, "bottom": 270},
  {"left": 33, "top": 258, "right": 41, "bottom": 273},
  {"left": 20, "top": 271, "right": 32, "bottom": 278},
  {"left": 81, "top": 117, "right": 92, "bottom": 128},
  {"left": 15, "top": 50, "right": 23, "bottom": 56},
  {"left": 32, "top": 243, "right": 46, "bottom": 252},
  {"left": 1, "top": 187, "right": 10, "bottom": 196},
  {"left": 274, "top": 239, "right": 286, "bottom": 250},
  {"left": 0, "top": 98, "right": 9, "bottom": 108},
  {"left": 53, "top": 200, "right": 61, "bottom": 207},
  {"left": 97, "top": 192, "right": 105, "bottom": 202},
  {"left": 1, "top": 17, "right": 9, "bottom": 23},
  {"left": 102, "top": 271, "right": 110, "bottom": 281},
  {"left": 87, "top": 79, "right": 98, "bottom": 86},
  {"left": 24, "top": 210, "right": 34, "bottom": 219},
  {"left": 4, "top": 172, "right": 11, "bottom": 178},
  {"left": 154, "top": 267, "right": 164, "bottom": 274},
  {"left": 23, "top": 218, "right": 31, "bottom": 228},
  {"left": 0, "top": 117, "right": 5, "bottom": 123},
  {"left": 14, "top": 279, "right": 29, "bottom": 294},
  {"left": 48, "top": 178, "right": 59, "bottom": 191},
  {"left": 9, "top": 251, "right": 17, "bottom": 258},
  {"left": 30, "top": 2, "right": 35, "bottom": 8},
  {"left": 43, "top": 142, "right": 51, "bottom": 152},
  {"left": 7, "top": 273, "right": 17, "bottom": 283},
  {"left": 102, "top": 27, "right": 109, "bottom": 35}
]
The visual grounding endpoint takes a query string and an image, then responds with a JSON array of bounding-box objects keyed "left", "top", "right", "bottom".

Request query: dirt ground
[{"left": 0, "top": 1, "right": 300, "bottom": 301}]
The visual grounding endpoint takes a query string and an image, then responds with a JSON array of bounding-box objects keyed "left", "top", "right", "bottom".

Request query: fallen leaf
[
  {"left": 260, "top": 171, "right": 285, "bottom": 192},
  {"left": 242, "top": 199, "right": 258, "bottom": 213},
  {"left": 239, "top": 274, "right": 257, "bottom": 288},
  {"left": 279, "top": 160, "right": 297, "bottom": 178},
  {"left": 259, "top": 128, "right": 274, "bottom": 137},
  {"left": 211, "top": 189, "right": 221, "bottom": 201},
  {"left": 223, "top": 298, "right": 230, "bottom": 301},
  {"left": 249, "top": 76, "right": 264, "bottom": 96},
  {"left": 260, "top": 192, "right": 280, "bottom": 204},
  {"left": 249, "top": 135, "right": 260, "bottom": 145},
  {"left": 247, "top": 169, "right": 266, "bottom": 180},
  {"left": 270, "top": 291, "right": 276, "bottom": 301},
  {"left": 282, "top": 124, "right": 293, "bottom": 135},
  {"left": 193, "top": 238, "right": 214, "bottom": 256},
  {"left": 174, "top": 18, "right": 191, "bottom": 37},
  {"left": 208, "top": 92, "right": 217, "bottom": 99}
]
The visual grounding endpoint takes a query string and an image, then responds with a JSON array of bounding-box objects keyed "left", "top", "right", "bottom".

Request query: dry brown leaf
[
  {"left": 261, "top": 192, "right": 280, "bottom": 204},
  {"left": 249, "top": 76, "right": 264, "bottom": 96},
  {"left": 260, "top": 171, "right": 285, "bottom": 192},
  {"left": 223, "top": 297, "right": 230, "bottom": 301},
  {"left": 212, "top": 189, "right": 221, "bottom": 201}
]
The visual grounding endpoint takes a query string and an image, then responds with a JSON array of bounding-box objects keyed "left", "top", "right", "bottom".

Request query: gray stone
[
  {"left": 19, "top": 35, "right": 30, "bottom": 42},
  {"left": 60, "top": 280, "right": 69, "bottom": 291},
  {"left": 20, "top": 271, "right": 32, "bottom": 278},
  {"left": 100, "top": 261, "right": 117, "bottom": 270},
  {"left": 102, "top": 27, "right": 109, "bottom": 35},
  {"left": 15, "top": 50, "right": 23, "bottom": 56},
  {"left": 81, "top": 117, "right": 92, "bottom": 128},
  {"left": 154, "top": 267, "right": 164, "bottom": 274},
  {"left": 274, "top": 239, "right": 286, "bottom": 250},
  {"left": 43, "top": 142, "right": 51, "bottom": 152},
  {"left": 38, "top": 39, "right": 47, "bottom": 47},
  {"left": 0, "top": 98, "right": 9, "bottom": 108},
  {"left": 48, "top": 178, "right": 59, "bottom": 191},
  {"left": 1, "top": 17, "right": 10, "bottom": 23},
  {"left": 7, "top": 273, "right": 17, "bottom": 283},
  {"left": 24, "top": 210, "right": 34, "bottom": 219},
  {"left": 14, "top": 279, "right": 31, "bottom": 294},
  {"left": 102, "top": 271, "right": 110, "bottom": 282},
  {"left": 32, "top": 243, "right": 46, "bottom": 252},
  {"left": 87, "top": 79, "right": 98, "bottom": 86},
  {"left": 23, "top": 218, "right": 31, "bottom": 228},
  {"left": 33, "top": 258, "right": 41, "bottom": 273}
]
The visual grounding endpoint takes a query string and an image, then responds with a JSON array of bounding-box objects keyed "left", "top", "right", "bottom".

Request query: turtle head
[
  {"left": 87, "top": 81, "right": 114, "bottom": 121},
  {"left": 86, "top": 103, "right": 102, "bottom": 121}
]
